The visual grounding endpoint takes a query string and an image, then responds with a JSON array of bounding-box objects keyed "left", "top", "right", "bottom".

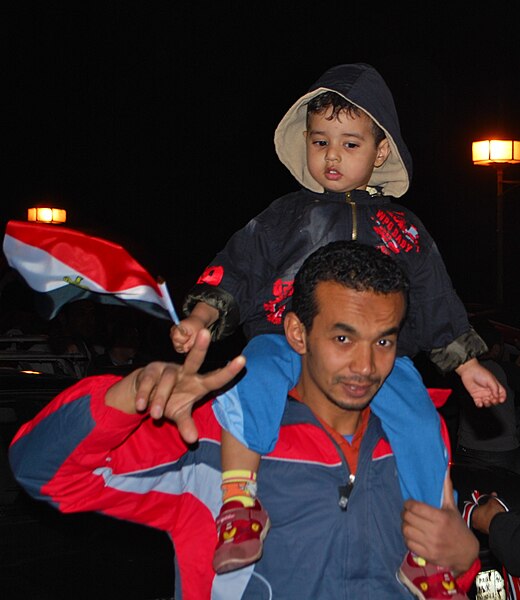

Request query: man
[{"left": 9, "top": 241, "right": 479, "bottom": 599}]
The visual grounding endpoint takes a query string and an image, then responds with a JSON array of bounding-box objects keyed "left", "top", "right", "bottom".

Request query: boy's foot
[
  {"left": 212, "top": 499, "right": 270, "bottom": 574},
  {"left": 398, "top": 551, "right": 469, "bottom": 599}
]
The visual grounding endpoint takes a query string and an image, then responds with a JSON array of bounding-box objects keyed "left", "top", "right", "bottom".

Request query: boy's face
[{"left": 304, "top": 108, "right": 390, "bottom": 194}]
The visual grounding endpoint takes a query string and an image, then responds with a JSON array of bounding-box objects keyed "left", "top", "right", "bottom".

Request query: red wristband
[{"left": 456, "top": 557, "right": 481, "bottom": 593}]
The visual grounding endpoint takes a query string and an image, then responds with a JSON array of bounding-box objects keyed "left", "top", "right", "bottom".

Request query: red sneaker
[
  {"left": 398, "top": 551, "right": 469, "bottom": 599},
  {"left": 212, "top": 499, "right": 270, "bottom": 574}
]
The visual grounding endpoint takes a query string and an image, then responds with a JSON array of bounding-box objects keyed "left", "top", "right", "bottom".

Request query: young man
[{"left": 9, "top": 242, "right": 479, "bottom": 599}]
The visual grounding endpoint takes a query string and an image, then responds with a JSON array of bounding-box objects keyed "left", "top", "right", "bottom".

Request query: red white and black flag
[{"left": 3, "top": 220, "right": 179, "bottom": 323}]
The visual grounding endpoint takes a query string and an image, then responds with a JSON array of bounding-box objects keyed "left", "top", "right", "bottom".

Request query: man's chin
[{"left": 330, "top": 396, "right": 372, "bottom": 412}]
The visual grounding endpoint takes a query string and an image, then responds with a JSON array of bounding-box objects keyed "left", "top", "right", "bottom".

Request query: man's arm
[
  {"left": 401, "top": 474, "right": 479, "bottom": 575},
  {"left": 10, "top": 329, "right": 245, "bottom": 512},
  {"left": 467, "top": 494, "right": 520, "bottom": 576}
]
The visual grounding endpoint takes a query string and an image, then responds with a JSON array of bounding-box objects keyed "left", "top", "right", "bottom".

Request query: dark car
[{"left": 0, "top": 336, "right": 175, "bottom": 600}]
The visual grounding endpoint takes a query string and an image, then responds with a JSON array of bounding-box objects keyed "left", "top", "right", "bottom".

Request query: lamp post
[{"left": 472, "top": 140, "right": 520, "bottom": 307}]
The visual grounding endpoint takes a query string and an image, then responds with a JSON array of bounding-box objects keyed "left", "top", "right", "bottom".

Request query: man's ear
[
  {"left": 284, "top": 312, "right": 307, "bottom": 355},
  {"left": 374, "top": 138, "right": 390, "bottom": 167}
]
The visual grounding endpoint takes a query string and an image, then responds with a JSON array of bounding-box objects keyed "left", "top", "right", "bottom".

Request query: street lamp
[
  {"left": 472, "top": 139, "right": 520, "bottom": 307},
  {"left": 27, "top": 207, "right": 67, "bottom": 224}
]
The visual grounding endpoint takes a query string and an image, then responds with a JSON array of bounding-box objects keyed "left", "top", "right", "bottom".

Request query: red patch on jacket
[
  {"left": 372, "top": 438, "right": 394, "bottom": 460},
  {"left": 197, "top": 265, "right": 224, "bottom": 286},
  {"left": 264, "top": 279, "right": 294, "bottom": 325}
]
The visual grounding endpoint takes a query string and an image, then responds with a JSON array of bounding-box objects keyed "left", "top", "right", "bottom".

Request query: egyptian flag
[{"left": 3, "top": 220, "right": 179, "bottom": 322}]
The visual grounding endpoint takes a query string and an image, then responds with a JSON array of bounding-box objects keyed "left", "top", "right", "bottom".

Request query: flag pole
[{"left": 157, "top": 278, "right": 180, "bottom": 325}]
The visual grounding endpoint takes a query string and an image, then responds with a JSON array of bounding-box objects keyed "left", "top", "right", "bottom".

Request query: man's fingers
[
  {"left": 176, "top": 415, "right": 199, "bottom": 445},
  {"left": 202, "top": 355, "right": 246, "bottom": 393},
  {"left": 441, "top": 474, "right": 456, "bottom": 510}
]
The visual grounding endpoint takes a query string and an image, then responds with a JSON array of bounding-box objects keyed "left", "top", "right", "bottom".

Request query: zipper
[
  {"left": 338, "top": 474, "right": 356, "bottom": 510},
  {"left": 345, "top": 191, "right": 357, "bottom": 240},
  {"left": 316, "top": 420, "right": 356, "bottom": 511}
]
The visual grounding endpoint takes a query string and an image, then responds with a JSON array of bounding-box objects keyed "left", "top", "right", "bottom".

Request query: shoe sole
[
  {"left": 214, "top": 517, "right": 271, "bottom": 575},
  {"left": 397, "top": 568, "right": 427, "bottom": 600}
]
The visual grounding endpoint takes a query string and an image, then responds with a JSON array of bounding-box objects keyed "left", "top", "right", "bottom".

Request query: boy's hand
[
  {"left": 107, "top": 329, "right": 245, "bottom": 444},
  {"left": 170, "top": 302, "right": 219, "bottom": 354},
  {"left": 455, "top": 358, "right": 506, "bottom": 407},
  {"left": 171, "top": 316, "right": 206, "bottom": 354}
]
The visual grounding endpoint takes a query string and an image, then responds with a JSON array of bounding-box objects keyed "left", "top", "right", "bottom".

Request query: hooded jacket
[{"left": 185, "top": 63, "right": 485, "bottom": 371}]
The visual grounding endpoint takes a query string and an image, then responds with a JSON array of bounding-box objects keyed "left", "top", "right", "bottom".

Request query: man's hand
[
  {"left": 456, "top": 358, "right": 506, "bottom": 407},
  {"left": 401, "top": 474, "right": 479, "bottom": 575},
  {"left": 470, "top": 494, "right": 506, "bottom": 535},
  {"left": 106, "top": 329, "right": 245, "bottom": 444}
]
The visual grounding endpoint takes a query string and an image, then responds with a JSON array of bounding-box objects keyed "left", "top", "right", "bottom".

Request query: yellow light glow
[
  {"left": 472, "top": 140, "right": 520, "bottom": 165},
  {"left": 27, "top": 207, "right": 67, "bottom": 224}
]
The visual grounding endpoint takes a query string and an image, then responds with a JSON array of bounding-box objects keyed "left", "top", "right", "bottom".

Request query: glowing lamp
[
  {"left": 27, "top": 207, "right": 67, "bottom": 224},
  {"left": 472, "top": 140, "right": 520, "bottom": 165}
]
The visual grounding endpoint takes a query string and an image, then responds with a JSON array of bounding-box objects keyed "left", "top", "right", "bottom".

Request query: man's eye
[
  {"left": 336, "top": 335, "right": 350, "bottom": 344},
  {"left": 377, "top": 339, "right": 393, "bottom": 348}
]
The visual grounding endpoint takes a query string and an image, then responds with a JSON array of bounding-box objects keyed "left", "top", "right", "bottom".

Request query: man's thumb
[{"left": 441, "top": 472, "right": 456, "bottom": 510}]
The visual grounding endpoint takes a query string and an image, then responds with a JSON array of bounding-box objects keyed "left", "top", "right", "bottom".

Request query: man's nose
[{"left": 350, "top": 345, "right": 375, "bottom": 376}]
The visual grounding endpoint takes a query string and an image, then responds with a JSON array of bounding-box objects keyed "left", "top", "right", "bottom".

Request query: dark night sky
[{"left": 3, "top": 2, "right": 520, "bottom": 319}]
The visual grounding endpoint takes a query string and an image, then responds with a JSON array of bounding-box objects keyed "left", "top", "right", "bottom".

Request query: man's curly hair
[{"left": 291, "top": 241, "right": 409, "bottom": 330}]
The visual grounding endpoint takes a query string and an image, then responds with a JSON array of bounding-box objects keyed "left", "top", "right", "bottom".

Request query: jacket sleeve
[
  {"left": 488, "top": 511, "right": 520, "bottom": 576},
  {"left": 397, "top": 211, "right": 487, "bottom": 372},
  {"left": 8, "top": 375, "right": 193, "bottom": 529},
  {"left": 183, "top": 200, "right": 287, "bottom": 341}
]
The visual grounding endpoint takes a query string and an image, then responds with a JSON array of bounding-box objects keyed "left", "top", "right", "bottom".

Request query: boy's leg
[
  {"left": 212, "top": 333, "right": 301, "bottom": 454},
  {"left": 375, "top": 358, "right": 469, "bottom": 598},
  {"left": 213, "top": 431, "right": 270, "bottom": 574},
  {"left": 212, "top": 334, "right": 300, "bottom": 574},
  {"left": 371, "top": 356, "right": 449, "bottom": 506}
]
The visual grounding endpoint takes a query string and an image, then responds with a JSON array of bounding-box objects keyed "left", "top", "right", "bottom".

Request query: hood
[{"left": 274, "top": 63, "right": 412, "bottom": 198}]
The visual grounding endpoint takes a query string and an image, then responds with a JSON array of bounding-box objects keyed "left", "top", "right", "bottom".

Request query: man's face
[
  {"left": 304, "top": 107, "right": 389, "bottom": 194},
  {"left": 290, "top": 281, "right": 405, "bottom": 415}
]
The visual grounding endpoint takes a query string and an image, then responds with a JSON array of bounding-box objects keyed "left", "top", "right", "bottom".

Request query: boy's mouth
[{"left": 325, "top": 168, "right": 342, "bottom": 180}]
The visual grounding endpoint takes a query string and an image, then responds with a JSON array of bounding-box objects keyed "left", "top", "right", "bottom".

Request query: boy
[{"left": 171, "top": 63, "right": 504, "bottom": 598}]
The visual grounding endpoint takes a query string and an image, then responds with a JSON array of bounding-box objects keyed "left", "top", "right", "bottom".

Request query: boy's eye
[
  {"left": 344, "top": 142, "right": 359, "bottom": 149},
  {"left": 313, "top": 140, "right": 328, "bottom": 147}
]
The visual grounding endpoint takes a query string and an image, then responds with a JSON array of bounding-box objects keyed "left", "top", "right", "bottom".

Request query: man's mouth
[{"left": 337, "top": 377, "right": 379, "bottom": 399}]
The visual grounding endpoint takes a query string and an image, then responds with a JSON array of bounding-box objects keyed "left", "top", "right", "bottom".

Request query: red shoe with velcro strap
[{"left": 212, "top": 499, "right": 270, "bottom": 575}]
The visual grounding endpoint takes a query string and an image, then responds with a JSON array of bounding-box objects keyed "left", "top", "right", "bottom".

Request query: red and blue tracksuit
[{"left": 8, "top": 374, "right": 446, "bottom": 599}]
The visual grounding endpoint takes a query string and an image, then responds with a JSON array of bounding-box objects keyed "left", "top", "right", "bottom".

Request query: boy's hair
[
  {"left": 306, "top": 91, "right": 386, "bottom": 146},
  {"left": 291, "top": 241, "right": 409, "bottom": 330}
]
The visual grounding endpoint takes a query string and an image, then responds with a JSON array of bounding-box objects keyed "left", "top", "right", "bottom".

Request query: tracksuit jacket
[
  {"left": 10, "top": 374, "right": 415, "bottom": 599},
  {"left": 183, "top": 63, "right": 484, "bottom": 507}
]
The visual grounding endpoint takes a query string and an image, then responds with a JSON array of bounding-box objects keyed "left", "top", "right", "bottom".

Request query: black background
[{"left": 3, "top": 2, "right": 520, "bottom": 317}]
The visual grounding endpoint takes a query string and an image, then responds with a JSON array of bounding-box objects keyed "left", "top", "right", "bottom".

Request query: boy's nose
[{"left": 325, "top": 150, "right": 340, "bottom": 162}]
